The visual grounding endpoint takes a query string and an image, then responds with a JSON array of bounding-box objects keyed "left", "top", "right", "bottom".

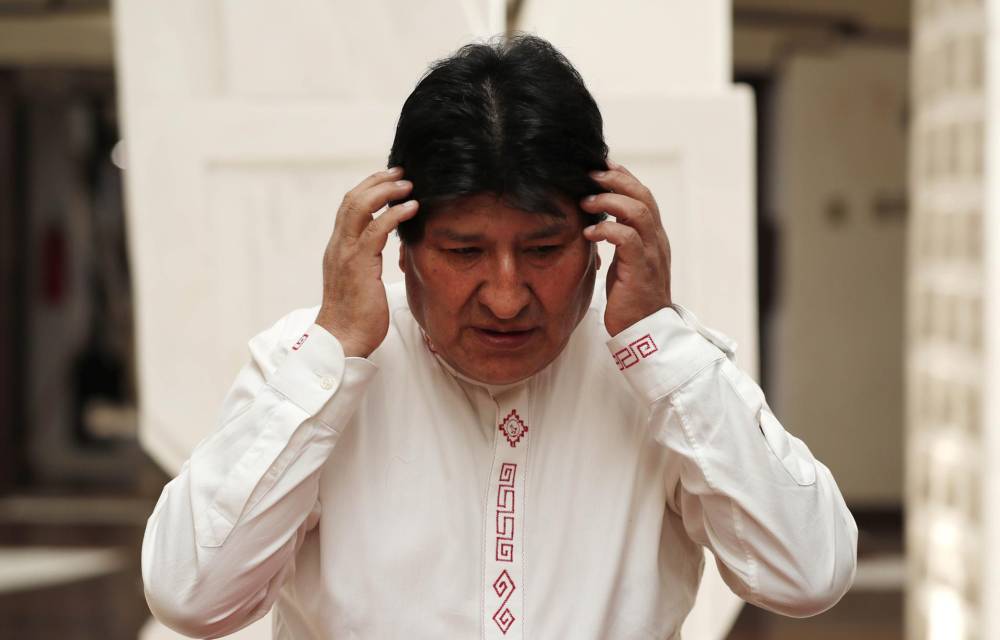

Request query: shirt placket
[{"left": 482, "top": 384, "right": 530, "bottom": 639}]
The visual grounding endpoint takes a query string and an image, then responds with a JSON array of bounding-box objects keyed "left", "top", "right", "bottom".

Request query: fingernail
[
  {"left": 584, "top": 194, "right": 597, "bottom": 203},
  {"left": 584, "top": 225, "right": 596, "bottom": 233},
  {"left": 395, "top": 180, "right": 411, "bottom": 187},
  {"left": 591, "top": 171, "right": 607, "bottom": 179},
  {"left": 386, "top": 166, "right": 402, "bottom": 175},
  {"left": 401, "top": 199, "right": 417, "bottom": 209}
]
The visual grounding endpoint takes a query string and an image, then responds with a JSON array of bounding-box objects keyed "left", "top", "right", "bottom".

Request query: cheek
[
  {"left": 412, "top": 258, "right": 477, "bottom": 318},
  {"left": 538, "top": 249, "right": 596, "bottom": 316}
]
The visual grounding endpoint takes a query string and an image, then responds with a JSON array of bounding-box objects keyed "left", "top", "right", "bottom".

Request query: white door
[{"left": 769, "top": 45, "right": 908, "bottom": 506}]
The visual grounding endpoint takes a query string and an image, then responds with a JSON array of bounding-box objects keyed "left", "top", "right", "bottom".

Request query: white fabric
[{"left": 141, "top": 282, "right": 857, "bottom": 639}]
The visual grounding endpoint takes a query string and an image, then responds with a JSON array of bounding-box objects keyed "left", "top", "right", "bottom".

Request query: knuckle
[
  {"left": 362, "top": 219, "right": 386, "bottom": 241},
  {"left": 340, "top": 192, "right": 356, "bottom": 212}
]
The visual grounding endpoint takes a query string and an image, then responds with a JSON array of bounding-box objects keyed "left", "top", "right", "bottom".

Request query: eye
[
  {"left": 526, "top": 245, "right": 562, "bottom": 256},
  {"left": 446, "top": 247, "right": 482, "bottom": 256}
]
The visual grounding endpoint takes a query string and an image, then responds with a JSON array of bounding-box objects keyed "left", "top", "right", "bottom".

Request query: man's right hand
[{"left": 315, "top": 167, "right": 418, "bottom": 358}]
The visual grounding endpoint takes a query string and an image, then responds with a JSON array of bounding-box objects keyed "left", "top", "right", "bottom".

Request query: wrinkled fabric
[{"left": 142, "top": 281, "right": 857, "bottom": 639}]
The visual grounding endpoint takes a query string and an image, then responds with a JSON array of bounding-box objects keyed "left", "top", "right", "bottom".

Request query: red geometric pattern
[
  {"left": 495, "top": 463, "right": 516, "bottom": 562},
  {"left": 492, "top": 569, "right": 516, "bottom": 634},
  {"left": 498, "top": 410, "right": 528, "bottom": 448},
  {"left": 613, "top": 334, "right": 658, "bottom": 370}
]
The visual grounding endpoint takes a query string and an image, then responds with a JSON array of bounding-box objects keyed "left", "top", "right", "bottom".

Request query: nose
[{"left": 478, "top": 252, "right": 531, "bottom": 320}]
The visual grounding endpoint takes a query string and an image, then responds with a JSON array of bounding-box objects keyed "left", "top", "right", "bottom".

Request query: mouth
[{"left": 471, "top": 327, "right": 537, "bottom": 349}]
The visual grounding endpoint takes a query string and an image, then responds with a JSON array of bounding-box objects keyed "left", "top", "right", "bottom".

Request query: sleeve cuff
[
  {"left": 267, "top": 323, "right": 376, "bottom": 416},
  {"left": 606, "top": 303, "right": 738, "bottom": 403}
]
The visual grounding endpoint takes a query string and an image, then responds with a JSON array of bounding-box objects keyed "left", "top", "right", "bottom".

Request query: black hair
[{"left": 387, "top": 32, "right": 609, "bottom": 244}]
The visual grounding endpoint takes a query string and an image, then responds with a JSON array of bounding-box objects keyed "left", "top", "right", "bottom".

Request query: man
[{"left": 142, "top": 34, "right": 857, "bottom": 639}]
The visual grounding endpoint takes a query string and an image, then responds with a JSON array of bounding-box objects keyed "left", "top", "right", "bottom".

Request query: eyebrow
[
  {"left": 430, "top": 222, "right": 570, "bottom": 243},
  {"left": 523, "top": 223, "right": 571, "bottom": 241},
  {"left": 430, "top": 229, "right": 485, "bottom": 243}
]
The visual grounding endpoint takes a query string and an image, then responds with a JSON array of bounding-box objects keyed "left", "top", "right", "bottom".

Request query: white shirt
[{"left": 141, "top": 281, "right": 858, "bottom": 639}]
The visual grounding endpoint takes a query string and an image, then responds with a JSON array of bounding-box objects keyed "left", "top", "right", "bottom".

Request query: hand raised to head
[
  {"left": 579, "top": 160, "right": 673, "bottom": 337},
  {"left": 315, "top": 167, "right": 418, "bottom": 357}
]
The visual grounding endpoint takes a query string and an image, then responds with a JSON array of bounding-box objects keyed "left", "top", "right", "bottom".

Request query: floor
[
  {"left": 0, "top": 478, "right": 903, "bottom": 640},
  {"left": 729, "top": 591, "right": 903, "bottom": 640},
  {"left": 0, "top": 496, "right": 154, "bottom": 639},
  {"left": 728, "top": 512, "right": 904, "bottom": 640}
]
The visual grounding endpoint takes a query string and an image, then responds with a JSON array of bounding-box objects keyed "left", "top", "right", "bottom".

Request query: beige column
[{"left": 907, "top": 0, "right": 996, "bottom": 638}]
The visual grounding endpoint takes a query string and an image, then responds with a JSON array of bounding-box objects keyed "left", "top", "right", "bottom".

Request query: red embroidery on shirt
[
  {"left": 495, "top": 462, "right": 516, "bottom": 562},
  {"left": 492, "top": 569, "right": 516, "bottom": 634},
  {"left": 632, "top": 334, "right": 658, "bottom": 358},
  {"left": 292, "top": 333, "right": 309, "bottom": 351},
  {"left": 613, "top": 334, "right": 658, "bottom": 370},
  {"left": 498, "top": 410, "right": 528, "bottom": 448},
  {"left": 613, "top": 346, "right": 638, "bottom": 370}
]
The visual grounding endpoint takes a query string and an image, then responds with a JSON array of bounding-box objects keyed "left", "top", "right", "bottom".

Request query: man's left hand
[{"left": 580, "top": 160, "right": 673, "bottom": 337}]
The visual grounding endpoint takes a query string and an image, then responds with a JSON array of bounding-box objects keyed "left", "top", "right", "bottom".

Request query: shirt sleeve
[
  {"left": 606, "top": 303, "right": 858, "bottom": 618},
  {"left": 141, "top": 310, "right": 377, "bottom": 638}
]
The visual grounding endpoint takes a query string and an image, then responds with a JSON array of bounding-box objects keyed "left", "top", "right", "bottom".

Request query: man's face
[{"left": 400, "top": 192, "right": 599, "bottom": 385}]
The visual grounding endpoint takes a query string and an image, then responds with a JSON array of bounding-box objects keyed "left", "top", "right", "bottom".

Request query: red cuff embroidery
[{"left": 612, "top": 334, "right": 658, "bottom": 370}]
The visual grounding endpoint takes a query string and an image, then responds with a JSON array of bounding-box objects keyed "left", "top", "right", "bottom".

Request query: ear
[{"left": 398, "top": 242, "right": 408, "bottom": 274}]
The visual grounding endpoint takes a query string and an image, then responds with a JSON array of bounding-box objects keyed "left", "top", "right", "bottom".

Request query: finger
[
  {"left": 582, "top": 220, "right": 645, "bottom": 264},
  {"left": 606, "top": 159, "right": 644, "bottom": 188},
  {"left": 360, "top": 199, "right": 420, "bottom": 254},
  {"left": 355, "top": 166, "right": 404, "bottom": 193},
  {"left": 338, "top": 179, "right": 413, "bottom": 238},
  {"left": 590, "top": 167, "right": 653, "bottom": 209},
  {"left": 606, "top": 158, "right": 635, "bottom": 178},
  {"left": 580, "top": 192, "right": 660, "bottom": 239}
]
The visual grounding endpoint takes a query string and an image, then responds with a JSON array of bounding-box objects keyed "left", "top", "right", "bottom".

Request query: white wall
[{"left": 518, "top": 0, "right": 730, "bottom": 93}]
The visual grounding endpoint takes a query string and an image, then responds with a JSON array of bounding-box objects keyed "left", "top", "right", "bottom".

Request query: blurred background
[{"left": 0, "top": 0, "right": 992, "bottom": 638}]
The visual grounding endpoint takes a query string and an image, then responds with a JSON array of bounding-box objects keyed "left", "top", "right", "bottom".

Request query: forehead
[{"left": 423, "top": 193, "right": 583, "bottom": 239}]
